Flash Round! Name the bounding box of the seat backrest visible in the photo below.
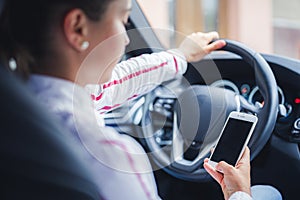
[0,0,101,198]
[0,67,101,199]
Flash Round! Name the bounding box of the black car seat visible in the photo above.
[0,1,101,199]
[0,67,102,200]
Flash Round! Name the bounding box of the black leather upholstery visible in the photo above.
[0,0,101,198]
[0,64,101,199]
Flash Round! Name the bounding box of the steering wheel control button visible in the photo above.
[291,129,300,138]
[294,118,300,130]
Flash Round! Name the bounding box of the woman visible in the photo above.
[0,0,281,199]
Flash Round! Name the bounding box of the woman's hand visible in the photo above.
[203,147,251,200]
[177,31,226,62]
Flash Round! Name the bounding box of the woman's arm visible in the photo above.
[91,51,186,114]
[89,32,225,114]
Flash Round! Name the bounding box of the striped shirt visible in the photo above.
[27,51,252,200]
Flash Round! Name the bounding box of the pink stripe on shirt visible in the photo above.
[97,94,139,113]
[102,61,168,90]
[91,93,103,101]
[99,140,153,200]
[92,61,169,101]
[173,56,179,74]
[99,104,121,111]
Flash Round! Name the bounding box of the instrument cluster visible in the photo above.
[210,79,292,118]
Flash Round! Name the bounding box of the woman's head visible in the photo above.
[0,0,131,84]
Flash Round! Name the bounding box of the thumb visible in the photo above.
[239,147,250,164]
[216,161,235,174]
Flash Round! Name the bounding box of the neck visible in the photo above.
[33,48,84,84]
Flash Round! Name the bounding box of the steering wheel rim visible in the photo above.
[139,39,279,182]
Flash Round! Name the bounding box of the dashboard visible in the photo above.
[106,52,300,145]
[182,53,300,144]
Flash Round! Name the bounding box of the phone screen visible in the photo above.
[210,118,254,166]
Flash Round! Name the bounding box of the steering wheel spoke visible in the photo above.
[237,94,262,114]
[171,112,203,172]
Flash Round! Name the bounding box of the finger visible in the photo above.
[189,41,225,62]
[203,162,223,184]
[204,40,226,53]
[216,161,235,175]
[238,146,250,164]
[203,31,220,41]
[204,158,210,164]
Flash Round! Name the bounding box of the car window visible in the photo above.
[137,0,300,59]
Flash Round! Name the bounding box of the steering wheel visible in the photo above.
[139,39,279,182]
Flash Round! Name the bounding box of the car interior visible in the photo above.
[106,0,300,199]
[1,0,299,199]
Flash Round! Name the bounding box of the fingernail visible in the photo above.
[216,168,223,173]
[216,166,223,172]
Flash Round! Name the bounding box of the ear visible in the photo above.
[63,9,89,52]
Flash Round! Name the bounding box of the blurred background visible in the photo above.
[137,0,300,59]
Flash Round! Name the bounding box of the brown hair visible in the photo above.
[0,0,113,79]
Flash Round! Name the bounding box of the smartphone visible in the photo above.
[208,111,258,169]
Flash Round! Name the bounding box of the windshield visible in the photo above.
[137,0,300,59]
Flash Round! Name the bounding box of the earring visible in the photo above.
[9,58,17,71]
[81,41,89,50]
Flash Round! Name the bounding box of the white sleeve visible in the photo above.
[89,51,187,114]
[229,191,253,200]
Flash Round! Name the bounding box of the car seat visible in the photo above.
[0,64,102,200]
[0,65,102,200]
[0,1,101,198]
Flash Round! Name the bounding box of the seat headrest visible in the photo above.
[0,0,4,15]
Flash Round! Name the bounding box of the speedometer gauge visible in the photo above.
[248,86,285,106]
[210,80,240,95]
